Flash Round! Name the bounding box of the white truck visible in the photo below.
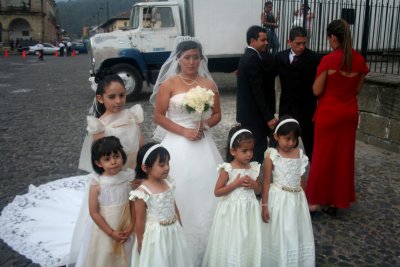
[89,0,262,98]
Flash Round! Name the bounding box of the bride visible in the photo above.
[151,37,223,266]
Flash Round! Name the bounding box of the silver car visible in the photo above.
[28,43,60,55]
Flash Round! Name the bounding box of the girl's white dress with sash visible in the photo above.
[75,169,134,267]
[129,178,193,267]
[261,148,315,267]
[79,105,144,172]
[202,162,262,267]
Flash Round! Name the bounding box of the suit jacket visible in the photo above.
[274,48,321,121]
[236,48,276,129]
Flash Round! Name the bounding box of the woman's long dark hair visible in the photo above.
[327,19,353,72]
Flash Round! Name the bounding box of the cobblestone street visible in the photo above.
[0,54,399,266]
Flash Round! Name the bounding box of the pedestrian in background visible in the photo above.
[37,42,44,60]
[261,1,280,55]
[67,41,72,56]
[59,41,65,56]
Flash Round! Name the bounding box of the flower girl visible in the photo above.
[129,143,193,267]
[79,69,144,172]
[202,125,262,267]
[261,116,315,266]
[75,136,135,267]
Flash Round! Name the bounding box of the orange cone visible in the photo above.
[5,50,9,58]
[22,50,26,58]
[55,51,59,57]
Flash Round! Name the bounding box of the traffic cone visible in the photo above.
[55,51,59,57]
[5,50,9,58]
[22,50,26,58]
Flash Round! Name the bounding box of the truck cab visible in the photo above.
[90,1,182,98]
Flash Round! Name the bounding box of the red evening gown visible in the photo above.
[306,48,368,208]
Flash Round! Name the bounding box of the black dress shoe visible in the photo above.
[321,206,338,217]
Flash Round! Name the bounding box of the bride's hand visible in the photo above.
[182,127,203,141]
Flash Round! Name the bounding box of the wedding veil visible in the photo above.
[149,36,217,105]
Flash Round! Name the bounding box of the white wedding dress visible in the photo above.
[0,175,89,266]
[157,93,223,266]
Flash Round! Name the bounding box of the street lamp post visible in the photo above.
[97,7,103,34]
[106,0,109,21]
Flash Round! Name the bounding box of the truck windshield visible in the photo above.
[130,6,140,29]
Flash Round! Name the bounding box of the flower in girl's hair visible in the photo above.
[182,86,215,117]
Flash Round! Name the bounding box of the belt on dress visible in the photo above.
[159,215,177,226]
[272,183,302,192]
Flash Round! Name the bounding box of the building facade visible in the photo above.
[0,0,57,47]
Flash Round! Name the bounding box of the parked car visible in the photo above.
[72,42,88,54]
[17,40,38,53]
[28,43,59,55]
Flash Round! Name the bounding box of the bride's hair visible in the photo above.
[135,142,170,179]
[176,40,203,59]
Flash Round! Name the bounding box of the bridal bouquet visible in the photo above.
[182,86,215,122]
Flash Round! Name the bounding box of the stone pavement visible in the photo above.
[0,54,399,266]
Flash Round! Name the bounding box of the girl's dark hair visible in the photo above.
[93,68,125,118]
[176,40,203,58]
[274,115,301,148]
[226,124,254,162]
[327,19,353,72]
[91,136,127,174]
[135,142,170,179]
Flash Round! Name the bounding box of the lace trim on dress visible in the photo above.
[129,188,150,202]
[217,162,232,173]
[217,162,260,178]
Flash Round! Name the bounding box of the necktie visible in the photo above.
[292,55,298,64]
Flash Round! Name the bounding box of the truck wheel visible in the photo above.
[111,64,143,100]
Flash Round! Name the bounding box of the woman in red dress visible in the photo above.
[306,19,369,216]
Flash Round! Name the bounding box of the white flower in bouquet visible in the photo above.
[182,86,215,121]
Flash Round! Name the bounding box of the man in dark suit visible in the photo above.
[237,25,277,163]
[274,26,321,162]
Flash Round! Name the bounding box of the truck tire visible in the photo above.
[111,64,142,100]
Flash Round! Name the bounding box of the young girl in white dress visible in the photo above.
[202,125,262,267]
[79,69,144,172]
[75,136,135,267]
[70,70,145,263]
[129,143,193,267]
[0,71,144,266]
[261,116,315,266]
